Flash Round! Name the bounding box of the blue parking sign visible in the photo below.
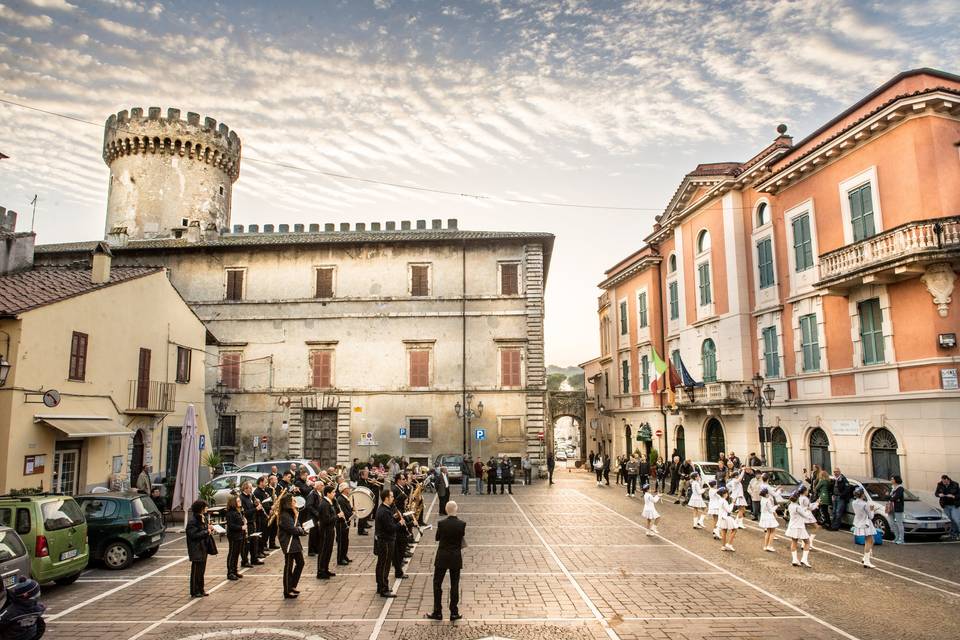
[399,427,408,439]
[198,434,206,450]
[475,428,486,441]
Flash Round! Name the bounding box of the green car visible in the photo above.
[0,494,89,585]
[76,493,165,570]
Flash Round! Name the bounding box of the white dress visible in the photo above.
[759,496,779,529]
[728,470,747,507]
[688,480,707,509]
[641,492,661,520]
[799,496,819,525]
[852,499,877,536]
[717,499,737,530]
[707,488,721,515]
[785,502,810,540]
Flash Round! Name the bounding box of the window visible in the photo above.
[309,350,333,388]
[697,230,711,254]
[409,418,429,439]
[621,359,630,394]
[848,183,876,242]
[858,298,885,365]
[41,499,84,531]
[68,331,88,381]
[604,371,609,398]
[701,339,717,383]
[225,268,244,300]
[697,263,712,305]
[762,326,779,378]
[756,202,769,227]
[499,262,520,295]
[218,415,237,448]
[799,314,820,372]
[792,214,814,272]
[668,281,679,320]
[637,292,648,328]
[671,349,681,372]
[499,417,523,439]
[500,348,522,387]
[176,346,191,383]
[641,355,650,391]
[619,301,628,335]
[408,349,430,387]
[315,267,335,298]
[757,238,774,289]
[409,264,431,296]
[668,253,677,273]
[220,352,241,389]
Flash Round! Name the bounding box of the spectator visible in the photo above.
[830,468,852,531]
[473,458,484,494]
[625,455,639,497]
[668,455,681,495]
[593,454,604,486]
[890,475,905,544]
[638,455,651,490]
[747,473,762,520]
[588,451,595,469]
[675,459,693,504]
[522,455,532,486]
[813,470,832,526]
[935,475,960,541]
[546,452,555,485]
[459,457,471,495]
[728,451,741,469]
[655,457,667,493]
[748,452,763,467]
[602,454,611,486]
[136,465,152,494]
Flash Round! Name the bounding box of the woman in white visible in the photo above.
[785,486,812,567]
[716,486,738,551]
[706,480,721,539]
[851,486,878,568]
[687,472,707,529]
[726,467,748,529]
[758,487,779,552]
[798,487,821,550]
[641,484,661,535]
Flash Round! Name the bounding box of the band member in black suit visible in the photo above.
[185,500,213,598]
[316,485,338,579]
[392,475,410,578]
[239,482,265,567]
[225,495,246,580]
[336,483,354,566]
[277,492,305,599]
[253,476,271,557]
[374,489,402,597]
[436,467,450,517]
[278,471,293,491]
[304,480,322,555]
[259,476,280,549]
[499,459,513,494]
[294,468,311,496]
[425,501,465,621]
[357,467,377,536]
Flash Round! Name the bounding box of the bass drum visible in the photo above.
[351,486,376,519]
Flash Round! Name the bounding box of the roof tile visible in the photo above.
[0,266,161,316]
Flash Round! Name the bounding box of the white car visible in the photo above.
[555,451,568,461]
[237,460,320,482]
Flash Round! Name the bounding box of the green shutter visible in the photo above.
[698,263,712,305]
[638,292,647,328]
[641,355,650,390]
[622,360,630,393]
[669,282,679,319]
[702,339,716,382]
[620,301,628,334]
[849,184,876,242]
[763,326,779,377]
[858,298,884,365]
[793,215,813,271]
[800,314,820,371]
[757,238,774,288]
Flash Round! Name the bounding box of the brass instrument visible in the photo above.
[267,487,288,527]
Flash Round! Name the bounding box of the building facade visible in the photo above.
[593,68,960,492]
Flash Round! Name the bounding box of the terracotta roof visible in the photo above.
[688,162,742,177]
[0,266,161,316]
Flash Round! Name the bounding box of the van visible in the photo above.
[0,494,89,585]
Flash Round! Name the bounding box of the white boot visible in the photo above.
[693,517,700,529]
[712,526,721,540]
[698,515,706,528]
[791,550,800,566]
[863,551,875,568]
[737,517,745,529]
[800,549,811,567]
[808,534,816,550]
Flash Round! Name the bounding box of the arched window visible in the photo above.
[756,202,769,227]
[771,427,789,471]
[675,425,686,460]
[705,418,725,462]
[870,428,900,479]
[668,253,677,273]
[624,424,633,457]
[809,428,831,472]
[697,230,711,254]
[701,339,717,382]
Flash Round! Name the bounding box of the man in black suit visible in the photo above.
[335,483,354,566]
[316,485,337,579]
[425,501,465,621]
[436,466,451,517]
[374,489,401,597]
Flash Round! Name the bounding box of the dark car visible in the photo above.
[76,493,165,570]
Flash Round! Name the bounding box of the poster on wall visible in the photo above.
[831,420,860,436]
[941,368,958,390]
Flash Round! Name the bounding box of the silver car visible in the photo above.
[206,473,261,508]
[843,477,951,540]
[0,526,31,592]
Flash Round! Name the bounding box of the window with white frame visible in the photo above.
[756,201,769,227]
[621,358,630,394]
[839,167,883,245]
[641,354,650,391]
[499,261,521,296]
[619,300,629,335]
[668,253,677,273]
[668,280,679,320]
[858,298,885,365]
[757,237,775,289]
[848,184,877,242]
[697,262,712,306]
[696,230,711,254]
[762,326,779,378]
[701,339,717,383]
[792,214,814,272]
[637,291,648,328]
[799,313,820,372]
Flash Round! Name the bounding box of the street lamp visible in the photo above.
[211,380,231,454]
[454,394,483,455]
[742,373,776,464]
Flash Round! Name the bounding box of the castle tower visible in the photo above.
[102,107,241,240]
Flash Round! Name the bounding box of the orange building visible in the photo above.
[592,68,960,492]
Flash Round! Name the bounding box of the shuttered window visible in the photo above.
[668,281,679,319]
[697,263,712,305]
[176,346,191,383]
[799,314,820,372]
[409,350,430,387]
[225,269,244,300]
[409,418,429,439]
[637,292,648,328]
[500,263,519,295]
[621,359,630,394]
[500,348,522,387]
[619,301,628,334]
[220,352,242,389]
[757,238,774,289]
[858,298,885,365]
[762,326,779,378]
[309,350,333,388]
[641,355,650,391]
[315,267,334,298]
[410,264,430,296]
[68,331,88,381]
[701,339,717,383]
[792,215,814,272]
[848,183,876,242]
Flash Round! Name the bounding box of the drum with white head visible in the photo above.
[351,486,376,518]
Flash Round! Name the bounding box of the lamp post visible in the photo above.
[211,381,231,455]
[454,394,483,456]
[742,373,776,465]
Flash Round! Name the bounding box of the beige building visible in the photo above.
[0,226,209,494]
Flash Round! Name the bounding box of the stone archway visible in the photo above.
[547,391,586,460]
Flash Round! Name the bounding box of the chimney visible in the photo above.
[0,206,16,232]
[185,220,202,243]
[106,226,129,247]
[91,242,112,284]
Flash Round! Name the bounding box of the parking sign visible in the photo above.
[399,427,408,439]
[475,428,486,441]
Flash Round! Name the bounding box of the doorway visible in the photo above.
[303,409,338,468]
[771,427,789,471]
[624,424,632,457]
[870,428,900,479]
[809,428,831,472]
[675,425,686,461]
[131,429,145,480]
[705,418,725,462]
[52,444,81,495]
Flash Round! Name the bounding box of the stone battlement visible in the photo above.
[226,219,460,234]
[102,107,242,181]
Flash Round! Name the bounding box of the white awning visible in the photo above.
[36,416,134,438]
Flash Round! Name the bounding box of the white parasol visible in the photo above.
[171,404,200,529]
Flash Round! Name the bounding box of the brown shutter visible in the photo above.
[501,263,519,295]
[501,349,521,387]
[226,270,244,300]
[410,265,429,296]
[316,268,334,298]
[310,350,332,388]
[409,350,429,387]
[69,332,88,381]
[176,346,191,383]
[221,353,241,389]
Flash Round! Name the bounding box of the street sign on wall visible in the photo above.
[475,428,486,441]
[198,435,206,450]
[399,427,408,439]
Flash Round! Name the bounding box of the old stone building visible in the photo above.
[35,107,553,470]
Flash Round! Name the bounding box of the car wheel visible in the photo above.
[873,515,893,541]
[54,573,81,586]
[103,541,134,570]
[137,546,159,559]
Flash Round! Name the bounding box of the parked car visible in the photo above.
[556,451,568,461]
[433,454,463,479]
[0,494,88,585]
[692,461,721,484]
[843,477,951,540]
[204,473,261,508]
[237,460,319,481]
[76,493,165,570]
[0,526,32,591]
[215,462,239,475]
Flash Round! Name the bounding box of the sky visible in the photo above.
[1,0,957,366]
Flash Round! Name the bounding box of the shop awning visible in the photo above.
[35,416,134,438]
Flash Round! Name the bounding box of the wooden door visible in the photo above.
[136,348,151,409]
[303,410,338,468]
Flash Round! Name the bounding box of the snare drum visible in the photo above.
[351,486,376,519]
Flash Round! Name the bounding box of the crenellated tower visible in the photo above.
[102,107,242,241]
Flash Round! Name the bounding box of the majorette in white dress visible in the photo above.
[728,470,748,507]
[798,495,819,525]
[688,479,707,509]
[641,492,661,520]
[785,502,810,540]
[707,487,721,516]
[759,495,779,529]
[851,498,877,537]
[717,499,738,530]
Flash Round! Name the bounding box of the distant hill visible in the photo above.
[546,365,583,377]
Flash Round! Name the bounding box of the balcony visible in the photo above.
[817,217,960,291]
[598,291,610,310]
[675,381,746,414]
[126,380,176,414]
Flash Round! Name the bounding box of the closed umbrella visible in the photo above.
[172,404,200,529]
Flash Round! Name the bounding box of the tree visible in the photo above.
[547,373,567,391]
[566,373,585,390]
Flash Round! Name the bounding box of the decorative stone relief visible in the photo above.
[921,263,956,317]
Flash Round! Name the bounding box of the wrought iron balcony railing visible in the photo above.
[127,380,176,414]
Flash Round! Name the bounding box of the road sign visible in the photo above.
[537,430,544,441]
[198,434,206,450]
[253,435,261,448]
[399,427,408,439]
[475,428,486,441]
[655,429,663,437]
[260,436,269,452]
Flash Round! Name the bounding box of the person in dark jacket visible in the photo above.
[0,577,46,640]
[499,459,513,495]
[239,482,264,566]
[375,489,402,597]
[830,468,852,531]
[316,485,338,579]
[935,475,960,540]
[547,452,555,485]
[436,467,451,515]
[890,475,906,544]
[304,481,322,555]
[460,457,471,494]
[225,495,246,580]
[253,476,274,552]
[185,499,213,598]
[668,455,681,495]
[336,483,354,565]
[602,455,611,485]
[425,500,466,621]
[278,492,306,598]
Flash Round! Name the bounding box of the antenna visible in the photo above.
[30,194,38,232]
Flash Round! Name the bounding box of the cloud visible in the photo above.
[0,4,54,28]
[23,0,76,10]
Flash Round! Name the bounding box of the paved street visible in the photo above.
[41,470,960,640]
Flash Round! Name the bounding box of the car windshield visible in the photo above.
[698,464,720,474]
[441,456,462,465]
[765,470,800,485]
[132,497,159,517]
[862,482,919,501]
[0,530,27,562]
[78,498,119,520]
[41,499,85,531]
